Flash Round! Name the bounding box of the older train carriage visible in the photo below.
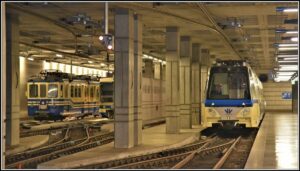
[26,70,100,121]
[202,60,266,129]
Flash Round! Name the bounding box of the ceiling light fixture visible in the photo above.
[276,7,298,13]
[276,55,298,58]
[276,43,298,47]
[291,37,298,42]
[28,57,34,61]
[88,61,93,64]
[56,54,63,58]
[278,47,298,51]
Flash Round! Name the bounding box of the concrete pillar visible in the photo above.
[114,8,135,148]
[165,27,180,133]
[2,3,6,167]
[179,36,192,129]
[143,59,153,78]
[133,14,142,146]
[154,62,161,79]
[191,43,201,125]
[200,49,210,125]
[161,64,166,81]
[5,7,20,147]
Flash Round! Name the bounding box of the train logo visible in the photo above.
[224,108,233,114]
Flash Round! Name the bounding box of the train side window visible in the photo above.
[86,86,88,98]
[96,87,100,99]
[40,84,46,98]
[78,86,81,98]
[64,85,68,98]
[71,85,74,97]
[60,85,63,98]
[90,86,94,98]
[29,84,39,98]
[75,86,78,98]
[81,85,84,98]
[48,84,58,98]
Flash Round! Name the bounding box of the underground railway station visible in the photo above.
[1,1,299,170]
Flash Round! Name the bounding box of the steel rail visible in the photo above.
[213,136,242,169]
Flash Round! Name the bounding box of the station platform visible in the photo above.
[245,112,299,169]
[5,135,49,156]
[38,124,204,169]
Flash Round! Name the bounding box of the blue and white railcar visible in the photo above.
[27,70,100,121]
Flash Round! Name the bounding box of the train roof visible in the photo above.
[28,70,100,83]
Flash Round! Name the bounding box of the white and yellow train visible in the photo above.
[202,60,266,128]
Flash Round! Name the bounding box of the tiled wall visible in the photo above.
[263,82,292,111]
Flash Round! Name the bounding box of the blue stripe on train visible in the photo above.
[204,99,254,107]
[28,105,99,117]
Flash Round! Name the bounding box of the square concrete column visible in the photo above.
[143,59,153,78]
[133,14,143,146]
[5,8,20,147]
[200,49,210,125]
[191,43,201,125]
[154,62,161,80]
[165,27,180,134]
[114,8,135,148]
[179,36,192,129]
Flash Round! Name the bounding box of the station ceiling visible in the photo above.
[6,2,298,71]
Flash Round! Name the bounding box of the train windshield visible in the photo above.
[48,84,58,98]
[207,66,250,100]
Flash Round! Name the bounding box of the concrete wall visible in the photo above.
[141,77,165,122]
[263,82,292,111]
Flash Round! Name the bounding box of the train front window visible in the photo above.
[29,84,38,98]
[48,84,58,98]
[40,84,46,98]
[207,67,250,100]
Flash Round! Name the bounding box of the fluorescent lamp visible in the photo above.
[286,31,298,34]
[56,54,63,58]
[143,54,149,59]
[28,57,34,61]
[162,61,166,65]
[100,63,106,67]
[277,72,296,75]
[278,60,298,63]
[276,55,298,58]
[159,59,162,63]
[148,56,153,60]
[277,44,298,47]
[277,58,298,61]
[283,8,298,12]
[88,61,93,64]
[291,37,298,42]
[278,47,298,50]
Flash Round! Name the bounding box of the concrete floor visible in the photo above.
[6,135,49,155]
[245,112,299,169]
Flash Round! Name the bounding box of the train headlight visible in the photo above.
[208,108,216,116]
[242,108,250,116]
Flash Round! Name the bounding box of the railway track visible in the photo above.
[108,137,235,169]
[181,129,257,169]
[78,129,257,169]
[76,135,216,169]
[6,129,114,169]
